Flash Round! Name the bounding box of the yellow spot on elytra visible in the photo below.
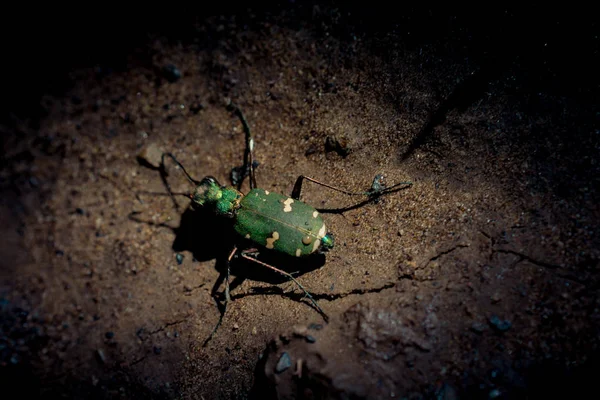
[265,231,280,249]
[295,248,302,257]
[265,190,270,195]
[245,233,251,239]
[283,198,294,212]
[318,223,327,239]
[312,210,319,218]
[302,236,312,245]
[312,239,321,253]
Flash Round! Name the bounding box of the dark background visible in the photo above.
[1,3,598,399]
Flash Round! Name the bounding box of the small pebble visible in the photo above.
[162,64,181,82]
[189,102,203,114]
[137,143,163,168]
[470,322,486,334]
[96,349,106,364]
[293,325,308,335]
[324,135,351,157]
[489,315,512,332]
[304,144,319,156]
[275,352,292,373]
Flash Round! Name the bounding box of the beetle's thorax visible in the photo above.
[191,176,242,217]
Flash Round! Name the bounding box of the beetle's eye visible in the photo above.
[192,176,224,207]
[195,177,215,192]
[200,175,221,187]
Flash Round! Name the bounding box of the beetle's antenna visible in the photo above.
[159,152,200,211]
[161,152,202,187]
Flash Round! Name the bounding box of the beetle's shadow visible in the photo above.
[170,206,232,262]
[131,203,326,303]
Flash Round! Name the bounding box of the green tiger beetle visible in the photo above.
[155,102,411,346]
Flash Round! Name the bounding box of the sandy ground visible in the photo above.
[1,5,599,399]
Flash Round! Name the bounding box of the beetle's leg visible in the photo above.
[229,102,258,190]
[161,152,202,186]
[292,175,368,200]
[203,246,238,347]
[291,175,412,200]
[239,251,328,321]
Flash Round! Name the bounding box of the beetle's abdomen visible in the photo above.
[234,189,328,257]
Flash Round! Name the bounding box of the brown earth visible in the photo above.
[1,5,599,399]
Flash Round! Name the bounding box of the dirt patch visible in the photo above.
[1,5,599,399]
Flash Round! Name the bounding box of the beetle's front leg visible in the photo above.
[228,101,258,190]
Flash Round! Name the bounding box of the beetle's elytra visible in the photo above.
[235,188,334,257]
[192,176,334,258]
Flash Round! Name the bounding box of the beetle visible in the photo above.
[156,102,411,345]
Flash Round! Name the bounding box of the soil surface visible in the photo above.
[1,5,599,399]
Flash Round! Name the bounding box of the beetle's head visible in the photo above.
[191,176,221,205]
[191,176,242,217]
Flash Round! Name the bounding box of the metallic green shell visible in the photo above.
[233,188,327,257]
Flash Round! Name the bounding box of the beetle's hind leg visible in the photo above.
[291,175,364,200]
[291,175,412,201]
[203,246,238,347]
[228,102,258,190]
[239,250,328,322]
